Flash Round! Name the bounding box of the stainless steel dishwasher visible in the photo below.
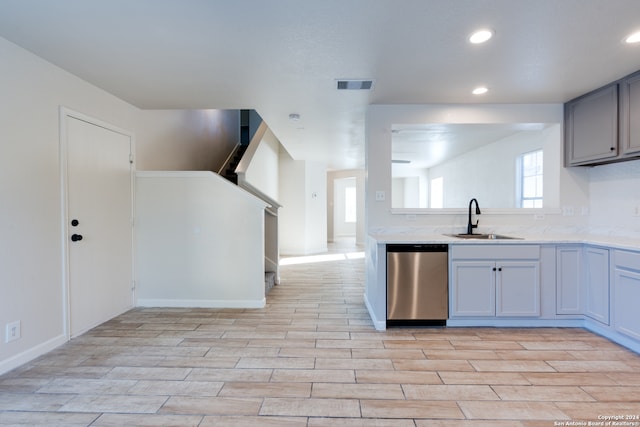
[386,244,448,326]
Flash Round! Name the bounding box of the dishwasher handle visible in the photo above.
[386,244,448,253]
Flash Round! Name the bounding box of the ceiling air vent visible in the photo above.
[336,79,373,90]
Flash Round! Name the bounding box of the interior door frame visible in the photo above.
[59,107,136,339]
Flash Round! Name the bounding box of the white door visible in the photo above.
[65,113,133,337]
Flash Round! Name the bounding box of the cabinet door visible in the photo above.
[451,261,495,317]
[556,246,582,315]
[584,247,610,325]
[565,84,618,165]
[620,72,640,155]
[496,261,540,317]
[613,268,640,340]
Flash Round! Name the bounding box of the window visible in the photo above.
[518,150,543,208]
[430,176,443,208]
[345,186,356,222]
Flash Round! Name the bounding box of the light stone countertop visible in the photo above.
[369,231,640,252]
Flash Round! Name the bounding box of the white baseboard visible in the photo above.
[0,334,68,376]
[136,298,266,309]
[363,294,386,330]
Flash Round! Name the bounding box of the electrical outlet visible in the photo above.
[534,214,545,220]
[375,190,386,201]
[6,321,21,343]
[562,206,574,216]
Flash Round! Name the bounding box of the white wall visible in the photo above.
[244,127,280,201]
[588,158,640,236]
[0,36,140,374]
[279,154,328,255]
[136,109,239,171]
[0,36,245,375]
[279,154,307,254]
[135,172,267,307]
[306,161,328,252]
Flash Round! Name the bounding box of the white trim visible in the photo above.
[59,108,70,340]
[60,107,134,137]
[136,299,266,309]
[59,106,136,340]
[0,334,67,376]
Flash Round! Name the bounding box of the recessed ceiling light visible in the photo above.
[624,31,640,44]
[469,29,493,44]
[289,113,300,121]
[472,86,489,95]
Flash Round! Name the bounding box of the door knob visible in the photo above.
[71,219,79,227]
[71,234,83,242]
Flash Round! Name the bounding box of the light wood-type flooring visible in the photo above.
[2,240,640,426]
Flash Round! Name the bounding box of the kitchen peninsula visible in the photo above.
[365,230,640,355]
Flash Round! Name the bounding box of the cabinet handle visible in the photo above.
[610,147,615,151]
[493,267,497,271]
[498,267,502,271]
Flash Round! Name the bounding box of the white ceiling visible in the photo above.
[1,0,640,170]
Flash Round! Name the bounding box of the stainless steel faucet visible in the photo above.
[467,198,481,235]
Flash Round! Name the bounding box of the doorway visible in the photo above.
[327,171,364,246]
[333,177,357,240]
[61,109,134,337]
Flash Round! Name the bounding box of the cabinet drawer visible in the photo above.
[615,250,640,271]
[451,245,540,260]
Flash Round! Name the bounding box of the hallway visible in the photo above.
[1,243,640,426]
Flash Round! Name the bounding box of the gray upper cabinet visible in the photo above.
[565,68,640,166]
[565,83,618,166]
[620,71,640,156]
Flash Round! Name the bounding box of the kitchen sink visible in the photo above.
[445,233,522,240]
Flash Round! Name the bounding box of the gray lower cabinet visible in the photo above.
[556,245,610,324]
[450,245,540,318]
[556,245,582,315]
[451,261,495,316]
[620,71,640,156]
[565,83,618,166]
[496,261,540,317]
[584,246,610,325]
[448,243,640,353]
[613,250,640,341]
